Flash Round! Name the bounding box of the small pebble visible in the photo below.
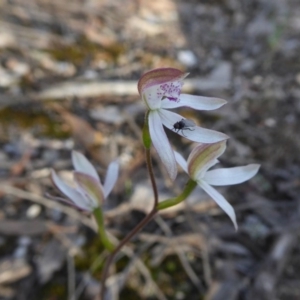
[26,204,42,219]
[264,118,276,128]
[295,73,300,85]
[177,50,198,68]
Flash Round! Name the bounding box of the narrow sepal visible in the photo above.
[198,180,238,230]
[50,169,88,210]
[103,160,119,198]
[161,94,227,110]
[204,164,260,186]
[159,109,229,143]
[148,111,177,180]
[174,151,188,173]
[72,151,100,182]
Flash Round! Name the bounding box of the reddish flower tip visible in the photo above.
[137,68,186,95]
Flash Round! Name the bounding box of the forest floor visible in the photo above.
[0,0,300,299]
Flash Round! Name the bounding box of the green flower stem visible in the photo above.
[93,207,115,252]
[156,179,197,210]
[145,148,159,207]
[142,110,151,149]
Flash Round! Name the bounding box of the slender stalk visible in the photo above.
[145,148,159,207]
[157,179,197,210]
[93,207,115,252]
[100,208,157,299]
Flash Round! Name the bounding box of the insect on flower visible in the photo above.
[138,67,228,180]
[172,118,195,137]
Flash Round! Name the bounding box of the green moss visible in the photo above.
[124,179,133,197]
[46,36,125,66]
[120,287,140,299]
[74,236,106,279]
[0,106,71,139]
[75,240,204,299]
[150,255,204,299]
[37,279,67,299]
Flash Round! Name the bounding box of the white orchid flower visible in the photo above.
[51,151,119,212]
[138,67,229,180]
[174,141,260,229]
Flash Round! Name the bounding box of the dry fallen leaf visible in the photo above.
[49,103,112,166]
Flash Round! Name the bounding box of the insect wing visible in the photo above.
[182,119,195,128]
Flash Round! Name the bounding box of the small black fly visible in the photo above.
[172,118,195,137]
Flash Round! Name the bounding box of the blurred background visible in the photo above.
[0,0,300,299]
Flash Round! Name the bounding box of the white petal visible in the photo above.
[72,151,100,182]
[103,160,119,198]
[74,172,105,208]
[148,111,177,180]
[174,151,188,173]
[161,94,227,110]
[142,84,163,110]
[50,169,89,210]
[198,180,237,230]
[203,164,260,186]
[159,109,229,143]
[184,126,229,143]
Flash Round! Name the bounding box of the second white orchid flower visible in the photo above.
[138,67,228,180]
[51,151,119,212]
[175,141,260,229]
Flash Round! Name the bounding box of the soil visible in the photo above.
[0,0,300,299]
